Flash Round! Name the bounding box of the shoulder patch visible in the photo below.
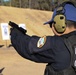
[37,35,46,48]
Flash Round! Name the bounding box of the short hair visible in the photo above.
[66,20,76,28]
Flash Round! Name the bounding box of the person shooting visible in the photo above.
[9,1,76,75]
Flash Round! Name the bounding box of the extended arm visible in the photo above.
[10,24,54,63]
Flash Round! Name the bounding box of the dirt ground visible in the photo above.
[0,6,53,75]
[0,47,46,75]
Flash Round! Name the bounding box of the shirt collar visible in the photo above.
[61,31,76,38]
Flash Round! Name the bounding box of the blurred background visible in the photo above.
[0,0,76,11]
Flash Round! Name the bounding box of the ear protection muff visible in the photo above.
[54,14,66,33]
[53,1,76,34]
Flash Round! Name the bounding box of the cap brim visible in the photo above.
[43,7,56,26]
[43,20,53,27]
[44,20,53,25]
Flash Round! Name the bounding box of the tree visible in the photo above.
[1,0,76,11]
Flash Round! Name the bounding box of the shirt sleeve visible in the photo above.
[10,28,54,63]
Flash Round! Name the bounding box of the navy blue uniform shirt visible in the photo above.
[10,28,76,71]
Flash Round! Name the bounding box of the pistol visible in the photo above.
[9,21,27,34]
